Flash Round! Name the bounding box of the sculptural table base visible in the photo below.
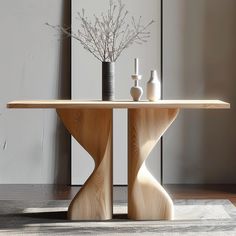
[57,109,113,220]
[128,108,179,220]
[58,107,179,221]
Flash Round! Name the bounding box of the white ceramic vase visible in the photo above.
[130,80,143,101]
[146,70,161,101]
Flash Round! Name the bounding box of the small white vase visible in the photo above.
[130,80,143,101]
[146,70,161,101]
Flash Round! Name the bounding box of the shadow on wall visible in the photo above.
[201,0,236,183]
[181,0,236,183]
[54,0,71,184]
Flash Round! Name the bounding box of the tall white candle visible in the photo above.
[135,58,139,75]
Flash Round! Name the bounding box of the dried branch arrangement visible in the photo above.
[47,0,154,62]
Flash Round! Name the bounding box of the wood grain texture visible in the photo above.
[128,108,179,220]
[57,109,113,220]
[7,99,230,109]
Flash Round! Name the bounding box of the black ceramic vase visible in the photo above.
[102,61,115,101]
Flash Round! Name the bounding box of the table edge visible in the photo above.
[7,100,230,109]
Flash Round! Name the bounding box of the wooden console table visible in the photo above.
[7,100,230,221]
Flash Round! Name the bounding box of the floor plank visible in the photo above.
[165,184,236,206]
[0,184,235,206]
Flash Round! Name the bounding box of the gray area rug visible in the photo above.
[0,199,236,235]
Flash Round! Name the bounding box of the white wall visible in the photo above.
[0,0,71,184]
[72,0,161,185]
[164,0,236,183]
[0,0,235,185]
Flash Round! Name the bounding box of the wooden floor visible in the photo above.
[166,184,236,207]
[0,184,236,206]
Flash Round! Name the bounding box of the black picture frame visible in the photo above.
[160,0,164,185]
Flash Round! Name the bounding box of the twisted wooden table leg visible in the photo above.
[57,109,113,220]
[128,108,179,220]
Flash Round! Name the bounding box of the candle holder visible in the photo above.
[130,58,143,101]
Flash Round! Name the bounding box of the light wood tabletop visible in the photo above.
[7,99,230,109]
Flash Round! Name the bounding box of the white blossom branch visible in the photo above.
[47,0,154,62]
